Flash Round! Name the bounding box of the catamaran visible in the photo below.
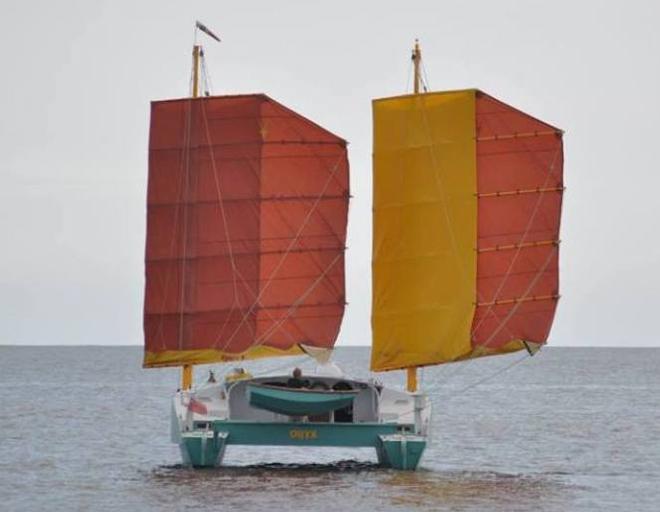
[143,27,564,470]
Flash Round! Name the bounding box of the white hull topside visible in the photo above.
[171,363,432,443]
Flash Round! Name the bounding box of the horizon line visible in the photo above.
[1,344,658,349]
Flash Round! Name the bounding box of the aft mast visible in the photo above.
[407,40,422,393]
[371,44,564,376]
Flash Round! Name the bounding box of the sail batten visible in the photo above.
[144,94,349,368]
[371,89,563,372]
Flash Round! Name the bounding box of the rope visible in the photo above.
[200,50,214,96]
[223,108,349,354]
[405,58,413,93]
[221,156,344,349]
[415,95,519,343]
[176,71,197,350]
[253,253,342,346]
[420,61,431,92]
[392,93,559,385]
[395,351,531,418]
[250,355,310,377]
[199,97,242,340]
[197,102,302,351]
[447,351,529,397]
[153,96,192,350]
[471,142,562,335]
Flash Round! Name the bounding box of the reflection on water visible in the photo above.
[145,462,572,511]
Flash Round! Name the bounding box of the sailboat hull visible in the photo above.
[180,421,425,470]
[173,373,430,470]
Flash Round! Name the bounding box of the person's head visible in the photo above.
[292,367,302,378]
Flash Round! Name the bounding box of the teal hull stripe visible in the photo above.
[211,420,413,447]
[181,422,426,470]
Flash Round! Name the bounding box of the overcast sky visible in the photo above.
[1,0,658,347]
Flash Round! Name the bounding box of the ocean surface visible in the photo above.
[1,346,658,511]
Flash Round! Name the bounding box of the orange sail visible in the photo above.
[472,92,563,354]
[371,89,563,371]
[144,94,349,368]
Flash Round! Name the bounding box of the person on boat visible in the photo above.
[287,367,309,389]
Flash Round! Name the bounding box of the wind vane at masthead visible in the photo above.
[195,21,221,43]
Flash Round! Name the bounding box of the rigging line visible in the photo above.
[153,59,197,350]
[176,70,199,351]
[152,108,191,349]
[250,355,311,376]
[421,61,431,92]
[380,88,518,371]
[414,101,519,350]
[200,50,215,95]
[214,140,346,350]
[234,141,345,300]
[239,257,343,358]
[262,186,345,298]
[469,109,562,336]
[417,95,471,284]
[481,246,557,347]
[197,98,245,343]
[470,141,562,334]
[272,108,349,255]
[213,102,348,357]
[398,352,530,418]
[209,220,301,350]
[276,102,348,195]
[220,157,344,349]
[209,147,341,353]
[429,352,530,404]
[437,246,557,386]
[200,97,240,305]
[450,352,529,396]
[252,253,342,346]
[195,115,311,351]
[232,240,343,355]
[416,94,498,321]
[405,57,413,93]
[204,148,278,350]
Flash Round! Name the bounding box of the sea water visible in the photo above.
[1,346,658,511]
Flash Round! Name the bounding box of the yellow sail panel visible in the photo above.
[371,90,477,371]
[144,344,305,369]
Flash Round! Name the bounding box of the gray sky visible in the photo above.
[1,0,658,347]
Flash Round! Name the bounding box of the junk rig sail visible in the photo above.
[371,42,564,380]
[144,75,349,373]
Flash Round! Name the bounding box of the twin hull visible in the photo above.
[171,373,431,470]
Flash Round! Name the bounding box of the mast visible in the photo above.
[192,44,201,98]
[144,24,349,373]
[181,44,201,391]
[413,39,422,95]
[406,39,422,393]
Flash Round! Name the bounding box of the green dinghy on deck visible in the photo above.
[248,383,359,416]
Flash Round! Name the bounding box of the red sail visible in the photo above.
[144,94,349,368]
[472,92,564,351]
